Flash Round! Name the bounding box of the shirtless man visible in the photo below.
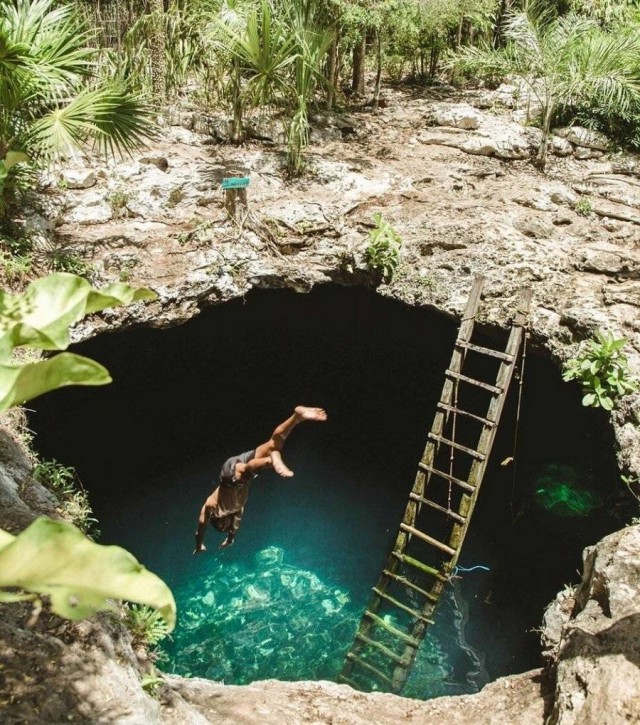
[194,406,327,553]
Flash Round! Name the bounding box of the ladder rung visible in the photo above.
[437,402,496,428]
[418,463,475,492]
[456,339,515,362]
[355,632,405,665]
[392,552,448,581]
[400,524,457,556]
[363,610,420,646]
[409,493,466,524]
[337,674,363,690]
[346,653,394,685]
[427,433,486,461]
[382,569,439,602]
[373,587,435,624]
[445,369,503,394]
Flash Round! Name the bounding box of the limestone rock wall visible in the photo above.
[542,525,640,725]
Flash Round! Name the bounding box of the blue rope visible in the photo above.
[453,564,490,575]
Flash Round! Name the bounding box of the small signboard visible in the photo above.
[221,176,250,190]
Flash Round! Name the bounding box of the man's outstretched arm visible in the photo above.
[194,502,212,554]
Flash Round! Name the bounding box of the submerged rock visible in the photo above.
[255,546,284,567]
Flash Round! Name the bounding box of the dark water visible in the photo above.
[28,285,629,699]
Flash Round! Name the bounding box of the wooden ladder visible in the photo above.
[338,276,532,694]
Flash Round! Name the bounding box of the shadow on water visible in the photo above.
[27,284,630,699]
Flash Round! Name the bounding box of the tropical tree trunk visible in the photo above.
[231,63,244,144]
[326,36,338,110]
[535,101,554,170]
[352,30,366,96]
[148,0,166,101]
[372,30,382,108]
[493,0,512,48]
[429,46,439,80]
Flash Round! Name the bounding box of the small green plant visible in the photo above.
[140,671,165,696]
[176,219,214,246]
[621,474,640,504]
[1,231,34,257]
[167,188,185,208]
[364,213,402,282]
[50,252,95,279]
[33,459,76,496]
[563,331,638,410]
[574,196,593,216]
[0,252,33,285]
[32,459,99,537]
[124,603,171,647]
[108,189,130,218]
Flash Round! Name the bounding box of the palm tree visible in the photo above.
[285,0,334,173]
[148,0,167,101]
[0,0,155,211]
[213,0,333,170]
[214,0,299,143]
[452,9,640,168]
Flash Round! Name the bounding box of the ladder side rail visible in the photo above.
[390,275,486,576]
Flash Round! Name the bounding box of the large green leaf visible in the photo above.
[3,151,29,170]
[0,273,156,361]
[0,352,111,412]
[0,518,176,629]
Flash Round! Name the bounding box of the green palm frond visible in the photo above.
[566,31,640,115]
[0,31,34,114]
[2,0,93,87]
[215,0,298,106]
[0,0,156,178]
[451,6,640,168]
[88,86,156,157]
[28,85,155,159]
[446,42,515,77]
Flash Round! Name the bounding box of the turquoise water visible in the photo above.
[28,286,629,699]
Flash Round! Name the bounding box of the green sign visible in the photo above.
[221,176,250,190]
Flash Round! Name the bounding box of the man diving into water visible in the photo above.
[194,406,327,553]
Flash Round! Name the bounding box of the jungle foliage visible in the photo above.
[2,0,639,184]
[0,272,175,630]
[0,0,156,215]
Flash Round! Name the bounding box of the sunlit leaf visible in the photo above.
[0,352,111,412]
[3,151,29,169]
[0,273,156,361]
[0,518,176,629]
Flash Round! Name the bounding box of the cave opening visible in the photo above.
[28,284,628,700]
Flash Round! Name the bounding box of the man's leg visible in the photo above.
[253,406,327,477]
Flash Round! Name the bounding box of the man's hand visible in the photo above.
[193,543,207,555]
[219,536,234,549]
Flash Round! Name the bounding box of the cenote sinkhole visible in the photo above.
[28,285,630,700]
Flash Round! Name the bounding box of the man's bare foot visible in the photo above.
[294,406,328,422]
[271,450,294,477]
